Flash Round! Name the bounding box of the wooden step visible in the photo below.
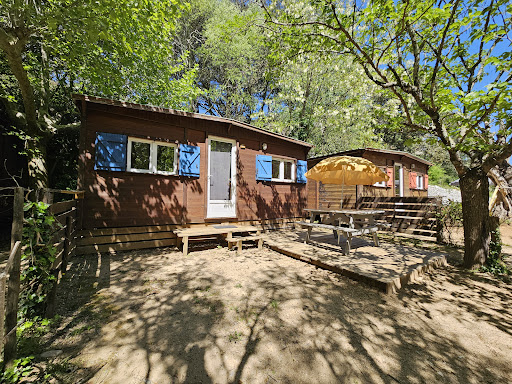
[76,238,176,255]
[77,231,174,246]
[227,235,262,242]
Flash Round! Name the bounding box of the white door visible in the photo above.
[207,136,237,218]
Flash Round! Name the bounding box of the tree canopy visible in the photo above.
[262,0,512,267]
[0,0,200,188]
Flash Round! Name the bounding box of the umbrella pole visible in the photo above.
[340,172,344,209]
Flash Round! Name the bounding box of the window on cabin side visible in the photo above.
[284,161,292,180]
[272,160,280,179]
[130,140,151,172]
[416,174,424,189]
[128,138,177,175]
[271,158,295,182]
[156,144,176,173]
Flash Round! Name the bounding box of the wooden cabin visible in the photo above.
[307,148,431,210]
[74,95,312,238]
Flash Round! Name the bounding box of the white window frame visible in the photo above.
[127,137,178,175]
[271,158,295,182]
[416,174,424,190]
[154,141,178,175]
[395,163,404,197]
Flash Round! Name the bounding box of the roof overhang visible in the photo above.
[73,94,313,148]
[308,147,432,166]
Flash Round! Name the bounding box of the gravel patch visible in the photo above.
[429,184,461,203]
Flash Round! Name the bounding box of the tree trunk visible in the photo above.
[459,167,490,269]
[26,136,49,190]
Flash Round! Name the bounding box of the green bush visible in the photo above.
[438,201,463,227]
[481,227,509,276]
[428,164,453,187]
[0,357,35,383]
[20,202,60,318]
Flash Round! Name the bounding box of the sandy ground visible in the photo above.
[36,236,512,384]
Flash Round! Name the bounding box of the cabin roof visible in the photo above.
[73,94,313,148]
[308,147,432,166]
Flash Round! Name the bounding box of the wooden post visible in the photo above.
[62,215,73,274]
[0,241,21,359]
[44,268,60,318]
[0,273,6,359]
[435,198,443,243]
[77,196,84,231]
[4,187,24,365]
[42,189,53,204]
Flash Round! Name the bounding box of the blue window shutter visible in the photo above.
[94,132,127,171]
[179,144,201,177]
[296,160,307,183]
[256,155,272,181]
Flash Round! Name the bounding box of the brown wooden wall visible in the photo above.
[78,103,309,229]
[306,150,429,210]
[360,151,429,199]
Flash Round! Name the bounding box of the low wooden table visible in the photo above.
[173,225,262,256]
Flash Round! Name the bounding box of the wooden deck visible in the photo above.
[264,229,446,294]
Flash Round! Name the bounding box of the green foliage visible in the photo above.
[265,0,512,164]
[428,165,453,187]
[47,126,79,190]
[481,227,509,276]
[264,0,512,267]
[0,316,64,383]
[1,0,201,188]
[438,201,463,227]
[253,54,394,155]
[0,357,35,384]
[183,0,273,121]
[228,331,243,342]
[20,202,60,318]
[17,317,57,357]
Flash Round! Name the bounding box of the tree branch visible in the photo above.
[0,27,39,135]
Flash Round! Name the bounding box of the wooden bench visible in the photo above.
[296,221,379,255]
[174,225,262,256]
[226,234,263,254]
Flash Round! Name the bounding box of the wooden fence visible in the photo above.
[0,187,80,365]
[356,196,442,242]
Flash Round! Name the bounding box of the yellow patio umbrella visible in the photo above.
[305,155,389,209]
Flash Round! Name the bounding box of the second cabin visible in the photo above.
[307,148,432,210]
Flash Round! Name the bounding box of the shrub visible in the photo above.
[428,164,452,187]
[438,201,463,227]
[20,202,60,318]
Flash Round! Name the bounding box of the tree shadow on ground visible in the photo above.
[48,245,512,383]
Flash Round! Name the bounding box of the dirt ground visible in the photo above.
[32,234,512,384]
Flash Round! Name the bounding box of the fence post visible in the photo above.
[435,198,443,243]
[62,215,73,274]
[4,187,24,365]
[42,188,53,204]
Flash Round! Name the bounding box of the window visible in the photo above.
[127,138,177,175]
[271,158,295,182]
[416,174,424,189]
[129,139,151,172]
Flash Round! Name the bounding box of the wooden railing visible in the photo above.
[357,196,441,242]
[45,197,78,317]
[0,187,80,365]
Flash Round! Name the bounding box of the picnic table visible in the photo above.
[297,208,386,254]
[174,225,262,256]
